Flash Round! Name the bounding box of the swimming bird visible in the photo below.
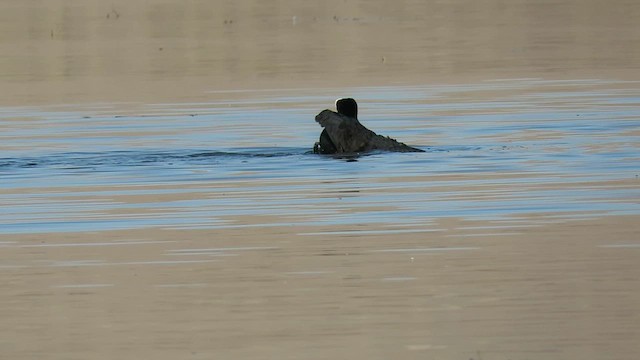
[313,98,423,154]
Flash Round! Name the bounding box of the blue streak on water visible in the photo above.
[1,79,639,234]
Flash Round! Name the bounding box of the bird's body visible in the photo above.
[313,98,423,154]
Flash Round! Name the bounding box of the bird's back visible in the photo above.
[315,109,423,153]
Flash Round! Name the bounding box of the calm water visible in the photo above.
[3,1,640,358]
[1,79,639,234]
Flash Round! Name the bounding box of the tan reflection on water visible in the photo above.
[1,215,640,359]
[1,0,639,105]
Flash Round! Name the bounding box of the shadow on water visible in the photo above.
[0,144,482,172]
[0,148,310,169]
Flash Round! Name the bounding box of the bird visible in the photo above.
[313,98,424,154]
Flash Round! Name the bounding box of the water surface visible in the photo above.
[2,79,638,234]
[3,0,640,358]
[2,80,640,360]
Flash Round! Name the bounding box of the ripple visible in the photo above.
[1,80,639,234]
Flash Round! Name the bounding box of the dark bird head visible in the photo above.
[336,98,358,119]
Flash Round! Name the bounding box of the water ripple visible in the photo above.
[1,80,639,234]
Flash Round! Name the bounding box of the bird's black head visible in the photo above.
[336,98,358,119]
